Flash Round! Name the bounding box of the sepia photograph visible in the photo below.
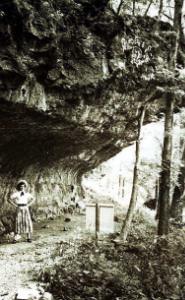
[0,0,185,299]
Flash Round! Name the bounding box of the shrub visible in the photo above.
[39,218,185,300]
[140,229,185,300]
[39,239,145,300]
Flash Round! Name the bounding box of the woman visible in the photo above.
[10,179,35,243]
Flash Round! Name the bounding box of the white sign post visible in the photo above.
[86,203,114,234]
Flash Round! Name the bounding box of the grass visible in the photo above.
[38,211,185,300]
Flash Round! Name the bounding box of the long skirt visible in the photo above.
[15,206,33,234]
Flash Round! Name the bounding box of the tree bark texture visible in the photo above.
[132,0,136,16]
[155,178,160,219]
[168,0,184,221]
[174,0,184,29]
[172,0,184,68]
[170,142,185,222]
[158,94,174,235]
[120,106,146,241]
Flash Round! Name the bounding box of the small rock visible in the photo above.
[40,292,53,300]
[64,217,71,222]
[15,288,40,300]
[37,287,45,295]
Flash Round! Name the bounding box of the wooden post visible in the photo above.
[122,178,125,199]
[95,203,99,244]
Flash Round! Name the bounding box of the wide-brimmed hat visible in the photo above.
[16,179,28,189]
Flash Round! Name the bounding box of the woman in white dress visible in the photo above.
[10,180,35,243]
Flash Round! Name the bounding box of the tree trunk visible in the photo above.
[158,94,174,235]
[132,0,136,16]
[172,0,184,68]
[155,178,160,219]
[174,0,184,29]
[144,0,153,16]
[117,0,124,15]
[157,0,183,233]
[155,178,160,201]
[170,142,185,222]
[158,0,163,20]
[154,0,163,32]
[120,106,146,241]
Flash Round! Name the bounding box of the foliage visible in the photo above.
[117,0,162,16]
[39,213,185,300]
[39,238,145,300]
[141,229,185,299]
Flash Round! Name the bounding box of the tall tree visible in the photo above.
[172,0,184,68]
[157,0,183,235]
[158,94,174,235]
[170,135,185,222]
[174,0,184,30]
[120,106,146,241]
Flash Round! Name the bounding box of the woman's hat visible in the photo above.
[17,179,28,188]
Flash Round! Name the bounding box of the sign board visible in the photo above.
[86,203,114,233]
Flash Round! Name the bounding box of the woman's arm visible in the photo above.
[9,194,17,207]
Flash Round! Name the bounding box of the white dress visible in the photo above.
[10,191,34,234]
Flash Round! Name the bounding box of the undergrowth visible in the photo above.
[39,214,185,300]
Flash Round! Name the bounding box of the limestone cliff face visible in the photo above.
[0,0,184,233]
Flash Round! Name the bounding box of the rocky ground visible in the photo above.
[0,214,87,300]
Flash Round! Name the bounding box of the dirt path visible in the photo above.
[0,215,86,299]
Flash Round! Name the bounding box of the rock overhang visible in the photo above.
[0,0,184,176]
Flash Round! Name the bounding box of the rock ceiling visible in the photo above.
[0,0,184,176]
